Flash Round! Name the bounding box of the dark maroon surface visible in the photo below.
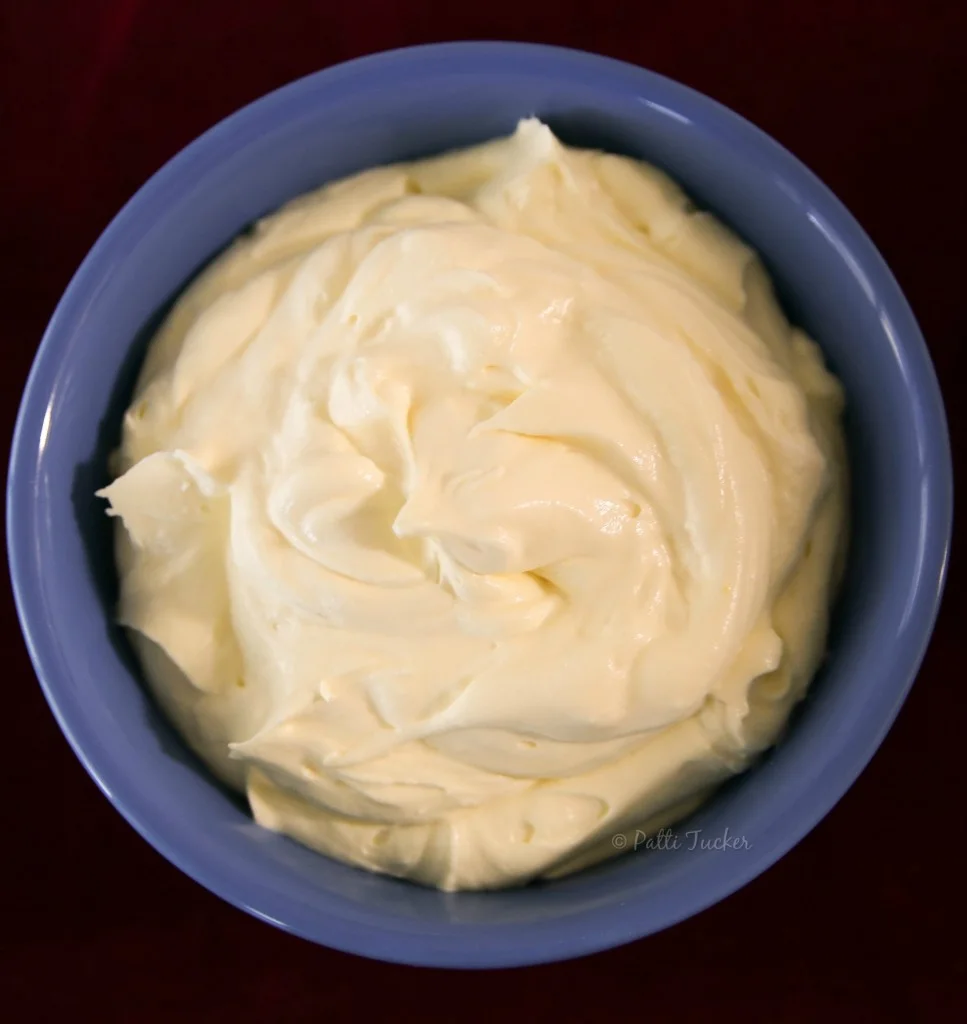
[2,1,964,1019]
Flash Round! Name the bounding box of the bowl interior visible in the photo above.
[9,44,950,967]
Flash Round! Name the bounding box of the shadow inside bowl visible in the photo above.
[68,260,249,807]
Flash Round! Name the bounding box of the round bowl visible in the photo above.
[7,42,952,968]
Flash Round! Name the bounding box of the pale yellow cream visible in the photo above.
[98,119,846,890]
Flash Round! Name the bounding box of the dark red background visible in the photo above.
[2,1,964,1020]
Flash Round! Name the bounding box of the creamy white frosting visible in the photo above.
[98,119,846,890]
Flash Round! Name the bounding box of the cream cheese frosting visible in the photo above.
[98,119,847,890]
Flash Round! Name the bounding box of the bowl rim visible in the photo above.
[7,41,953,968]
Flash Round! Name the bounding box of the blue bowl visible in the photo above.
[7,43,952,968]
